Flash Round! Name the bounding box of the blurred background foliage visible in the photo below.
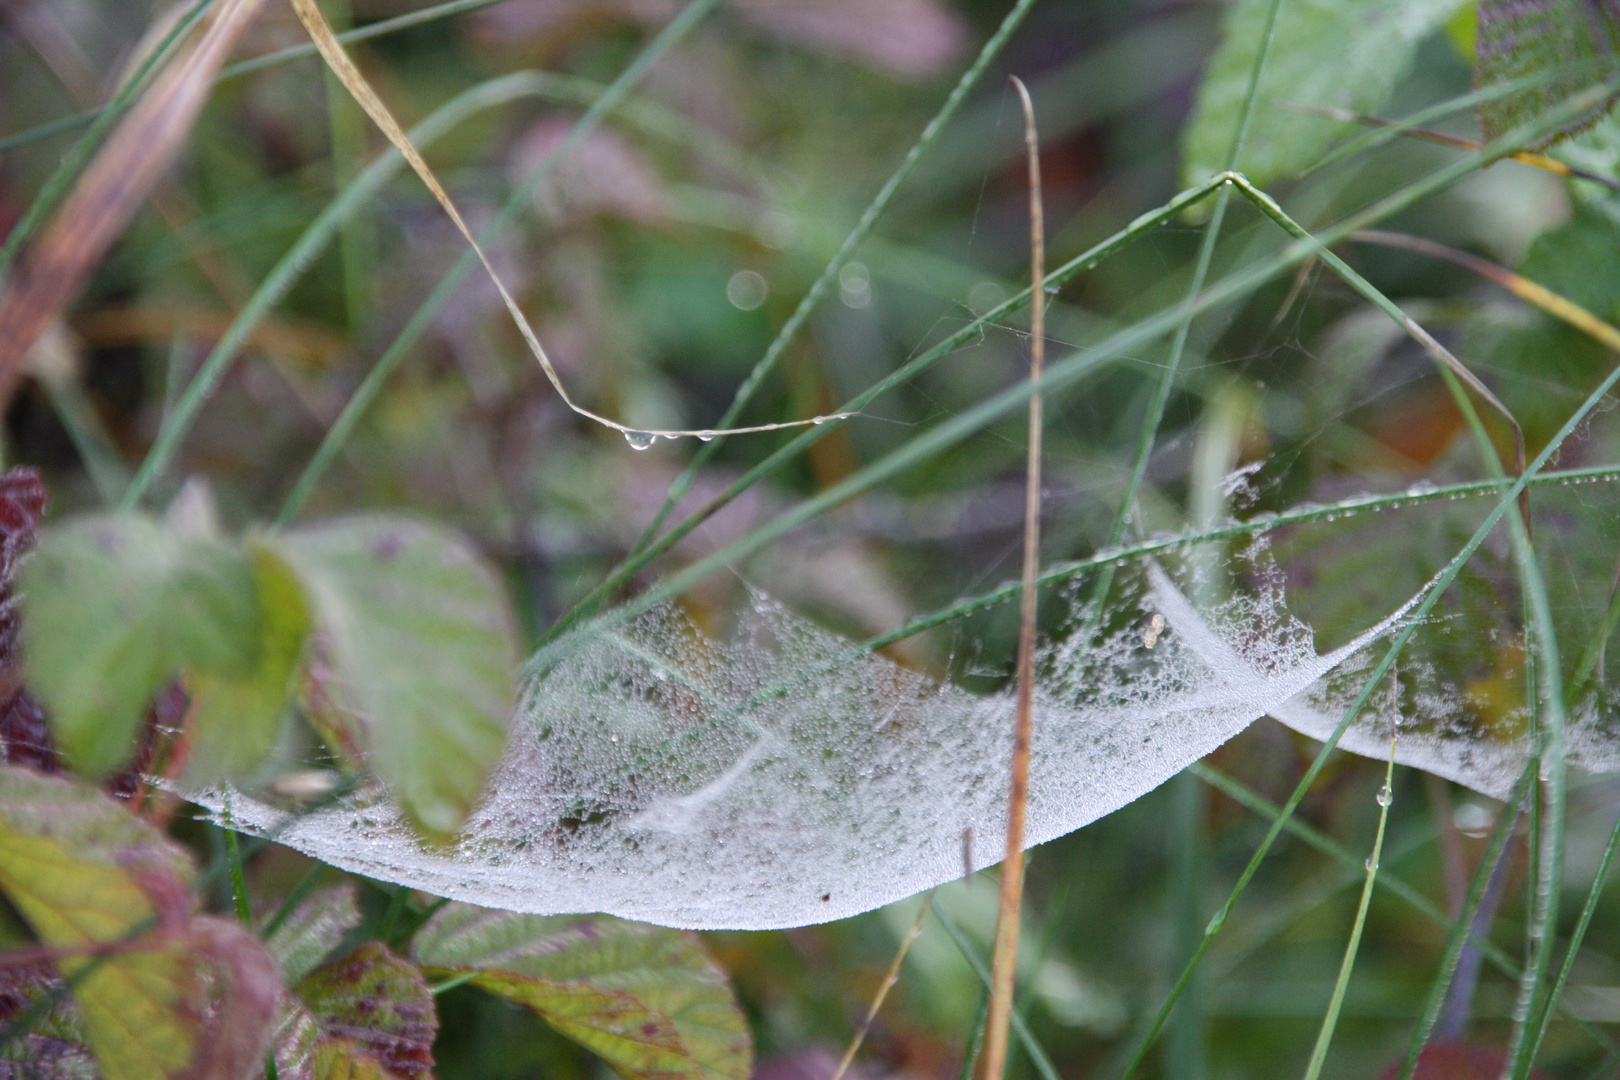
[6,0,1620,1077]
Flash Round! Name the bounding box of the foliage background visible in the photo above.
[4,0,1620,1077]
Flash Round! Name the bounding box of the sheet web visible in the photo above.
[205,554,1423,930]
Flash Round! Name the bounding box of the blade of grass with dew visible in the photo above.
[620,0,1046,568]
[1524,795,1620,1062]
[1112,219,1620,1077]
[275,0,724,522]
[1194,761,1618,1058]
[289,0,831,444]
[1117,166,1570,1076]
[1301,736,1397,1080]
[980,74,1044,1080]
[537,79,1620,655]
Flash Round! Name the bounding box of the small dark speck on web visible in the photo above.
[372,534,405,561]
[821,893,831,902]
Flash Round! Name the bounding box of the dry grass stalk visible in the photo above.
[0,0,266,407]
[289,0,846,444]
[979,74,1044,1080]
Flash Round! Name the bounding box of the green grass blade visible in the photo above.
[1301,743,1396,1080]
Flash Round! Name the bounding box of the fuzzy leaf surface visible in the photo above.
[270,515,517,838]
[412,904,750,1080]
[295,942,436,1080]
[259,883,362,986]
[1182,0,1468,186]
[20,513,259,776]
[1476,0,1620,146]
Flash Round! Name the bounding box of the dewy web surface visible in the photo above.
[205,559,1422,930]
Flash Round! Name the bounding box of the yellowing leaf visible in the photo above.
[412,904,750,1080]
[0,765,281,1080]
[183,540,313,786]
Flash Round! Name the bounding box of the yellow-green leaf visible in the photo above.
[1182,0,1470,187]
[412,904,750,1080]
[183,540,313,786]
[0,765,281,1080]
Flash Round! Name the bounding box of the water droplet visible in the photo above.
[696,430,715,442]
[1045,284,1060,295]
[1365,857,1379,872]
[1376,785,1392,807]
[624,430,656,451]
[811,415,827,425]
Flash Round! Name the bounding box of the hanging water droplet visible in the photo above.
[811,415,827,425]
[1365,857,1378,872]
[1376,785,1392,807]
[696,430,716,442]
[624,430,657,451]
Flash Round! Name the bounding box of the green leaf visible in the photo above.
[1476,0,1620,147]
[270,515,517,838]
[20,513,260,777]
[0,765,281,1080]
[412,904,751,1080]
[183,540,313,786]
[259,883,362,985]
[1181,0,1470,187]
[295,942,437,1080]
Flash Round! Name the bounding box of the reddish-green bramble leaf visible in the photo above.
[294,942,436,1080]
[0,765,281,1080]
[412,904,751,1080]
[258,883,362,986]
[269,515,517,839]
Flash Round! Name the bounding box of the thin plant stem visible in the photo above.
[980,75,1044,1080]
[830,891,935,1080]
[1301,737,1397,1080]
[933,906,1063,1080]
[258,862,329,941]
[1525,802,1620,1062]
[221,790,252,927]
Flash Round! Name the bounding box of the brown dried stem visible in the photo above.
[979,75,1044,1080]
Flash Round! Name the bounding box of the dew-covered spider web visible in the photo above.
[201,555,1434,930]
